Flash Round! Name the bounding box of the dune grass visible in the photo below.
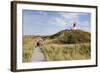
[23,36,91,62]
[42,43,91,61]
[23,37,91,62]
[23,36,36,62]
[23,30,91,62]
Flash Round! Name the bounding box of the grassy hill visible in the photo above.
[43,30,91,44]
[23,30,91,62]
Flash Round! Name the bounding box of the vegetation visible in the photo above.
[23,30,91,62]
[43,30,91,44]
[23,36,37,62]
[42,43,91,61]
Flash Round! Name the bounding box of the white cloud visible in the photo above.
[78,21,91,32]
[57,12,82,26]
[46,12,81,29]
[39,11,47,16]
[47,12,80,28]
[58,12,80,20]
[81,21,90,27]
[78,21,91,28]
[54,17,66,27]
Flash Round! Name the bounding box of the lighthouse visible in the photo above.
[72,22,77,30]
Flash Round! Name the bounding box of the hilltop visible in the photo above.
[23,30,91,44]
[23,30,91,62]
[42,30,91,44]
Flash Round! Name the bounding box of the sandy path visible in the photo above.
[30,47,46,62]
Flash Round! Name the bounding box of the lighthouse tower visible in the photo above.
[72,22,77,30]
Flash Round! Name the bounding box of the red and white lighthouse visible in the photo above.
[72,22,77,30]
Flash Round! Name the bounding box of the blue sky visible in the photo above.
[23,10,91,36]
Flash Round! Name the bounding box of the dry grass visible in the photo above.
[42,43,91,61]
[23,36,91,62]
[23,36,37,62]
